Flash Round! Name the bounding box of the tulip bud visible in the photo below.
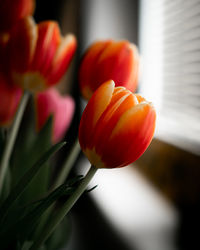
[79,40,139,100]
[6,16,77,92]
[0,74,22,126]
[79,80,156,168]
[0,0,35,33]
[35,88,75,143]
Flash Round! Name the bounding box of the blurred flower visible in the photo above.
[79,80,156,168]
[0,0,35,34]
[5,16,77,92]
[0,74,22,126]
[36,88,75,143]
[0,36,9,75]
[79,40,139,100]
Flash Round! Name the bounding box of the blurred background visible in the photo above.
[34,0,200,249]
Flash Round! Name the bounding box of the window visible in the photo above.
[139,0,200,155]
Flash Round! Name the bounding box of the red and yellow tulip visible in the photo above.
[0,74,22,126]
[35,88,75,143]
[79,40,139,100]
[5,16,77,92]
[79,80,156,168]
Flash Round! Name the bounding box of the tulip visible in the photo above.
[79,80,156,168]
[0,74,22,126]
[0,0,35,33]
[5,16,77,92]
[79,40,139,100]
[35,88,75,143]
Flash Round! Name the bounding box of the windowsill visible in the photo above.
[76,157,178,250]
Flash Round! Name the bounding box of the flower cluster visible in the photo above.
[0,0,156,249]
[0,3,76,138]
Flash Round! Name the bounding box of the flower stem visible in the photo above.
[51,138,80,191]
[0,91,29,194]
[34,139,80,239]
[30,165,97,250]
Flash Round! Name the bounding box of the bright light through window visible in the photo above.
[139,0,200,155]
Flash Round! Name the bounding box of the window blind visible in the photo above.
[139,0,200,155]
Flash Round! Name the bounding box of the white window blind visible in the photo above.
[139,0,200,155]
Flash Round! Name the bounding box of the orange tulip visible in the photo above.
[79,40,139,100]
[79,80,156,168]
[5,16,77,92]
[0,74,22,126]
[35,88,75,143]
[0,0,35,33]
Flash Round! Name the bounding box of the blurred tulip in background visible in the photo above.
[0,0,35,34]
[36,88,75,143]
[4,16,76,92]
[79,40,139,100]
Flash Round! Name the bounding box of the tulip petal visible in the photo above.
[79,40,140,100]
[79,40,112,100]
[100,102,156,168]
[93,89,138,152]
[30,21,60,75]
[79,80,114,150]
[0,0,35,32]
[83,148,106,169]
[8,16,37,73]
[53,94,75,143]
[36,88,75,143]
[95,41,137,90]
[135,93,146,103]
[125,44,139,91]
[46,34,77,86]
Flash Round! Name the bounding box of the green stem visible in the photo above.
[0,91,30,194]
[30,165,97,250]
[51,138,80,191]
[35,137,80,239]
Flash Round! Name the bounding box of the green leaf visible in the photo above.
[10,101,37,187]
[0,167,11,203]
[21,241,46,250]
[20,115,53,204]
[21,241,33,250]
[0,128,6,159]
[46,217,71,250]
[11,106,53,205]
[30,166,97,250]
[21,176,83,241]
[0,128,7,205]
[20,184,73,238]
[33,175,84,241]
[0,141,66,226]
[0,177,80,249]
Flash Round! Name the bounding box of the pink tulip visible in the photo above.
[35,88,75,143]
